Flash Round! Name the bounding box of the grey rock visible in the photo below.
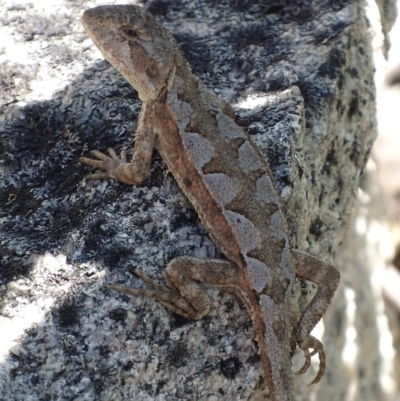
[0,0,397,400]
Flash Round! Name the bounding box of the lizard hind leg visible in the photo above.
[107,256,246,321]
[294,335,325,385]
[291,249,340,385]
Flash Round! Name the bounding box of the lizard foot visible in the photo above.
[107,268,209,320]
[80,148,127,180]
[79,148,148,185]
[107,257,243,321]
[295,335,325,385]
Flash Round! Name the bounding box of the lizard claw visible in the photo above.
[107,268,204,320]
[80,148,147,185]
[294,348,311,376]
[79,148,127,181]
[295,335,326,385]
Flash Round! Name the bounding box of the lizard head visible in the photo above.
[82,5,178,102]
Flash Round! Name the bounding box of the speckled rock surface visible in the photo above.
[0,0,396,400]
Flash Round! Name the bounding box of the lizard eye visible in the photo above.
[123,28,138,38]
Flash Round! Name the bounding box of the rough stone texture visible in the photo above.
[0,0,398,400]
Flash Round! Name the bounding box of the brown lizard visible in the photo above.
[79,5,340,401]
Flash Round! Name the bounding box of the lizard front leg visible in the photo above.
[79,102,156,185]
[107,256,249,320]
[292,250,340,384]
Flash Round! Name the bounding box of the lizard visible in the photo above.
[79,5,340,401]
